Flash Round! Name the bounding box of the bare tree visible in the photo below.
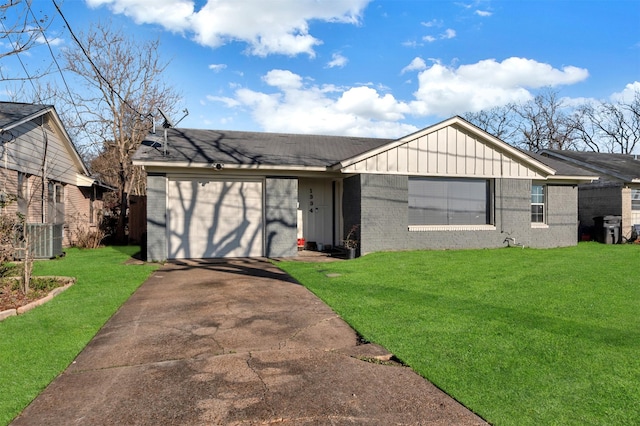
[515,88,580,151]
[0,0,54,84]
[576,91,640,154]
[61,21,180,243]
[463,104,517,141]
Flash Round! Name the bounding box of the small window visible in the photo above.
[47,182,65,224]
[531,184,545,223]
[632,189,640,211]
[17,172,27,214]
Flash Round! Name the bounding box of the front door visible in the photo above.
[298,178,333,249]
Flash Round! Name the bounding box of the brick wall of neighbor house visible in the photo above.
[355,174,579,255]
[64,184,92,246]
[0,168,19,217]
[265,177,298,257]
[577,182,623,230]
[146,174,167,261]
[620,186,633,239]
[0,169,44,223]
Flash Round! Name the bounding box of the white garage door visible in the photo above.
[168,179,263,259]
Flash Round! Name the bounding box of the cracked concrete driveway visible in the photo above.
[11,259,487,425]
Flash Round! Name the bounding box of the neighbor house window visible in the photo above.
[531,184,545,223]
[17,172,27,215]
[632,189,640,211]
[408,177,492,226]
[47,182,65,224]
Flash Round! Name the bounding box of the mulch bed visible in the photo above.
[0,277,73,312]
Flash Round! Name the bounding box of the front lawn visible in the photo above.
[0,246,159,425]
[277,243,640,425]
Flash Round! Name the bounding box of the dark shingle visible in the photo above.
[0,102,51,129]
[540,149,640,181]
[133,128,394,167]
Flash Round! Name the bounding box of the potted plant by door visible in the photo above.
[343,225,359,259]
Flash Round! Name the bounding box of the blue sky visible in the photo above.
[2,0,639,138]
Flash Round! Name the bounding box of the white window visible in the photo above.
[531,184,545,223]
[409,178,492,226]
[47,182,65,224]
[631,189,640,211]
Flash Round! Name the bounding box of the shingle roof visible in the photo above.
[540,149,640,181]
[525,151,600,178]
[0,102,51,130]
[133,128,394,168]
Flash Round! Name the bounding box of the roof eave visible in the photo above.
[0,105,50,133]
[545,175,599,183]
[132,159,328,172]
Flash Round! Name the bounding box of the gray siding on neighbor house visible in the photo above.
[265,177,298,257]
[146,174,167,261]
[349,174,579,254]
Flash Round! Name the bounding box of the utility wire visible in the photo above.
[51,0,145,118]
[26,2,83,119]
[0,18,40,102]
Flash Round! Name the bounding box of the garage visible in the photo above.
[167,178,263,259]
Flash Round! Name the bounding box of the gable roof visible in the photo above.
[0,102,91,180]
[539,149,640,183]
[133,117,595,183]
[336,116,555,176]
[133,128,394,170]
[0,102,51,131]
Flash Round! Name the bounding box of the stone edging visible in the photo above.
[0,277,76,322]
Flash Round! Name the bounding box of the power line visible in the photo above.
[51,0,145,118]
[26,1,84,120]
[0,18,40,101]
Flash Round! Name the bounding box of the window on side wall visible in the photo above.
[631,189,640,211]
[408,177,493,227]
[531,183,545,224]
[17,172,28,215]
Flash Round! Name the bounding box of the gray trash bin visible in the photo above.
[593,215,621,244]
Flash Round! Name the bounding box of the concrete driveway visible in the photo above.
[11,259,487,425]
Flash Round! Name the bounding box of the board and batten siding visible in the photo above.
[342,125,545,179]
[1,117,79,185]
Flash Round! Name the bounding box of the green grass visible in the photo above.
[277,243,640,425]
[0,246,159,425]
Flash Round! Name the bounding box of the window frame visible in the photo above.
[531,183,546,226]
[408,177,495,230]
[631,188,640,211]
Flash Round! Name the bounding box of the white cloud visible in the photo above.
[610,81,640,103]
[326,53,348,68]
[214,69,417,138]
[475,10,492,17]
[423,28,456,43]
[442,28,456,39]
[401,57,427,74]
[86,0,371,57]
[411,57,590,116]
[208,64,227,72]
[421,19,442,28]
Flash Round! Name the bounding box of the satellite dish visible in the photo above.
[158,108,174,128]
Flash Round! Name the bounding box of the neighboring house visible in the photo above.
[0,102,107,255]
[539,149,640,240]
[133,116,597,261]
